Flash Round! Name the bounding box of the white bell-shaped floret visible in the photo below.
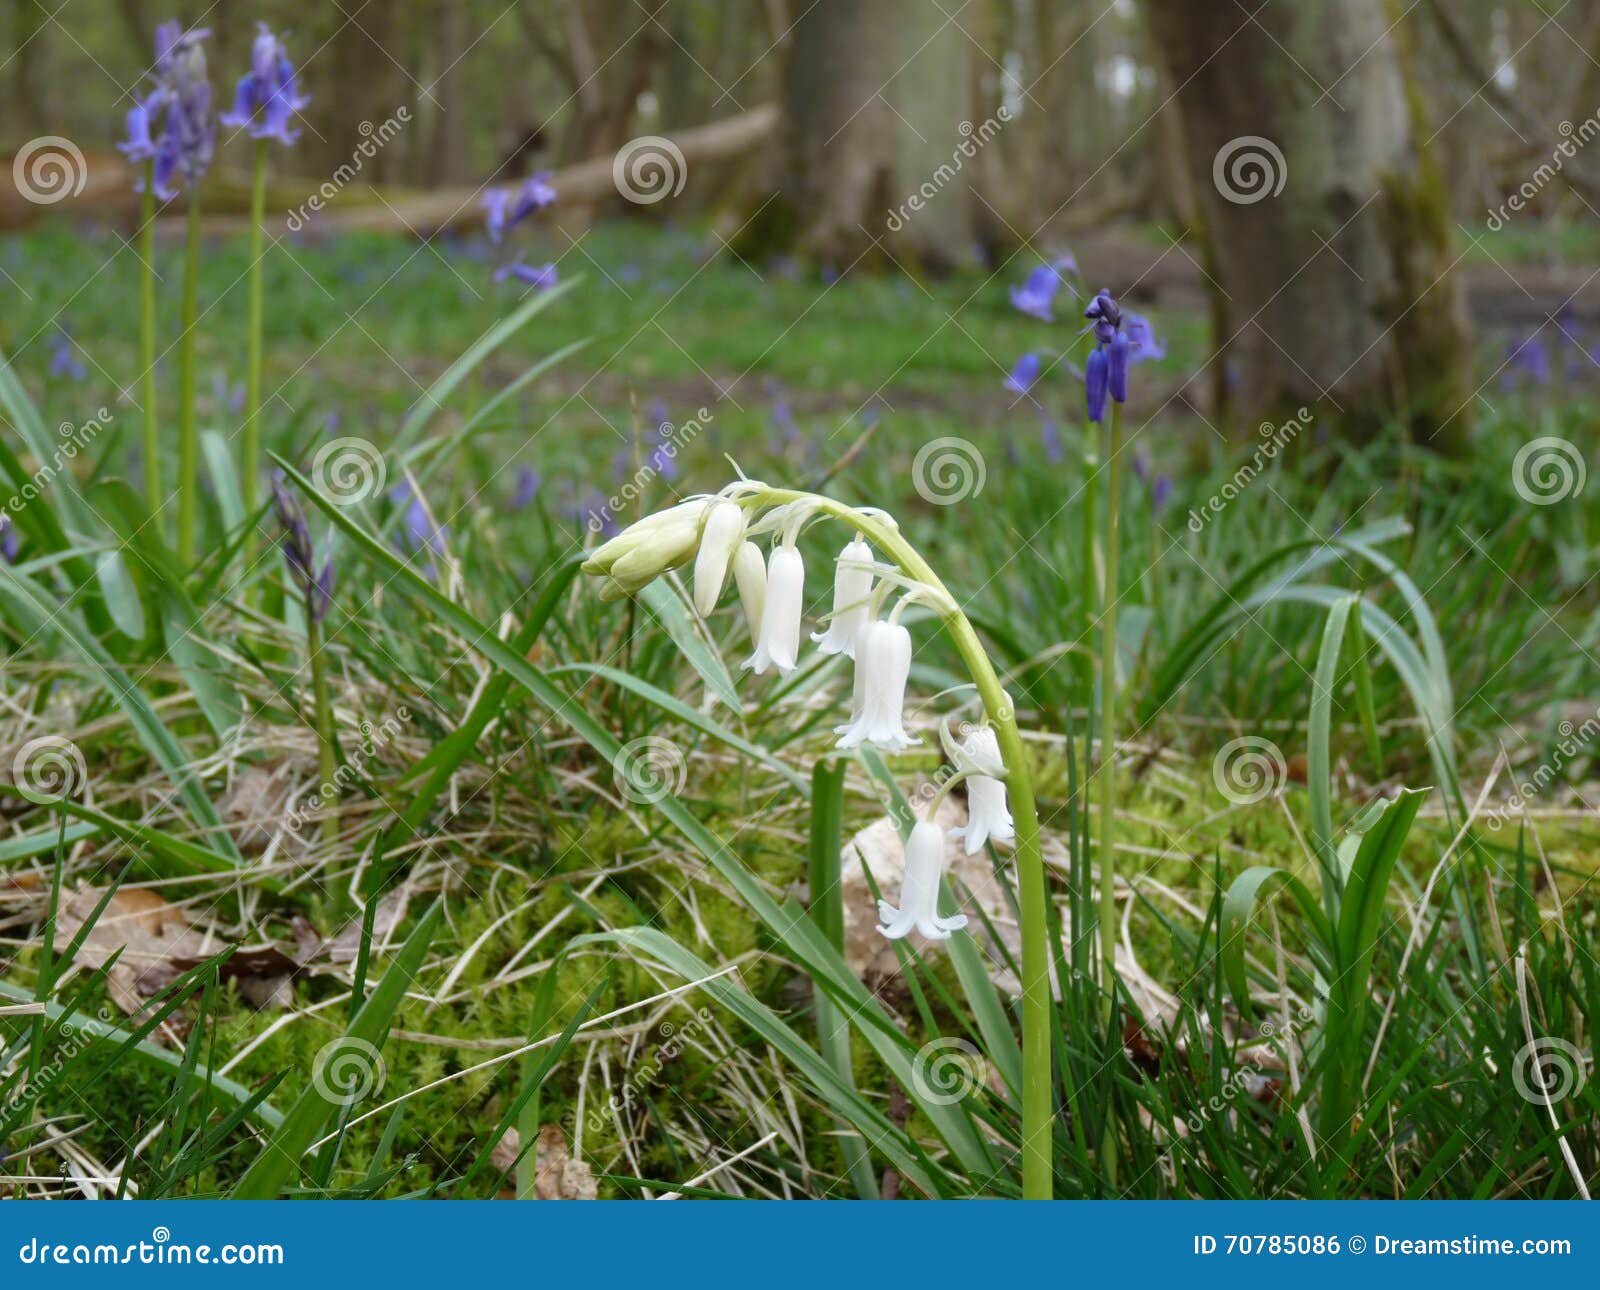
[957,726,1015,854]
[811,536,873,657]
[693,499,745,616]
[732,540,766,636]
[835,620,914,751]
[744,544,804,674]
[878,820,968,941]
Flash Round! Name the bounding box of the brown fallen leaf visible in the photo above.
[57,886,211,1040]
[490,1127,522,1176]
[533,1123,597,1200]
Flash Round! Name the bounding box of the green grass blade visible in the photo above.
[231,901,441,1198]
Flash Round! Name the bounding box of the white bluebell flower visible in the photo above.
[878,821,968,941]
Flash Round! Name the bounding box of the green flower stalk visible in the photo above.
[139,163,160,525]
[243,138,267,540]
[220,24,311,539]
[583,479,1056,1199]
[271,475,339,846]
[177,189,201,565]
[1097,399,1123,1009]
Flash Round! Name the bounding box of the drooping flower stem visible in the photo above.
[307,614,340,847]
[176,188,202,565]
[1097,399,1123,1011]
[755,486,1054,1199]
[243,138,267,547]
[139,162,161,527]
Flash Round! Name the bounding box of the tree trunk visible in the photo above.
[425,0,472,186]
[1144,0,1472,450]
[775,0,973,272]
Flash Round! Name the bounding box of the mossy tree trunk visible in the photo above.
[1144,0,1473,451]
[775,0,973,273]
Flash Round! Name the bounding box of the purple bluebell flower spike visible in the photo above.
[220,24,310,145]
[155,23,215,188]
[1082,288,1155,419]
[271,473,333,622]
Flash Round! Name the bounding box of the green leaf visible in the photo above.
[95,479,241,738]
[808,758,879,1200]
[574,926,941,1195]
[0,564,240,860]
[1308,595,1358,873]
[1219,864,1330,1020]
[638,578,742,711]
[391,278,580,457]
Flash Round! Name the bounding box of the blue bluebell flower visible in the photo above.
[1040,413,1064,464]
[220,24,310,145]
[511,466,542,509]
[1084,289,1135,421]
[1109,332,1130,403]
[649,441,679,481]
[117,91,168,165]
[1085,348,1109,424]
[1124,312,1167,364]
[1504,332,1552,388]
[512,172,557,220]
[1005,351,1042,395]
[481,188,512,243]
[151,22,215,190]
[1009,256,1076,322]
[481,173,557,244]
[47,331,86,382]
[492,260,559,290]
[0,515,18,563]
[1151,473,1173,513]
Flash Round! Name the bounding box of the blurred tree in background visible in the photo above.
[5,0,1598,450]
